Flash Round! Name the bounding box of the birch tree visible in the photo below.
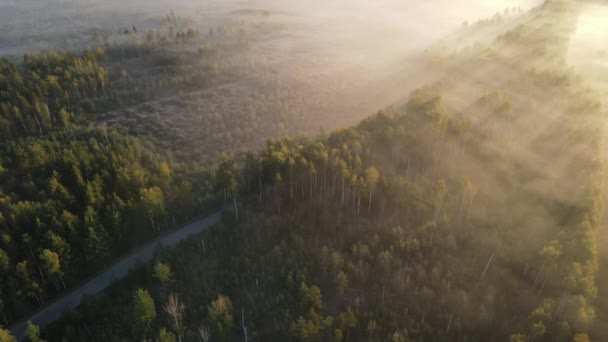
[164,293,185,342]
[365,167,380,213]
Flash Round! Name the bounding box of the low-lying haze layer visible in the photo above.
[0,0,543,56]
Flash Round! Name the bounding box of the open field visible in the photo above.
[70,0,544,159]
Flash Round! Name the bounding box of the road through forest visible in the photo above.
[9,212,222,340]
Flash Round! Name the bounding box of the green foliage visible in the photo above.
[333,271,348,295]
[39,250,61,276]
[0,124,210,321]
[23,322,45,342]
[155,328,177,342]
[0,328,17,342]
[208,295,234,339]
[0,249,8,272]
[215,153,238,199]
[132,289,156,336]
[392,330,409,342]
[510,334,526,342]
[44,78,606,339]
[153,262,173,284]
[572,333,591,342]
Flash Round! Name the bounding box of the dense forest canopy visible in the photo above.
[1,0,607,341]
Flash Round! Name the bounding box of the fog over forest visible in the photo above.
[1,1,607,341]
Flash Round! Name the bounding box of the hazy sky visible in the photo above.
[568,4,608,89]
[0,0,543,56]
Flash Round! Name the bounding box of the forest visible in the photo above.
[1,0,607,341]
[0,8,359,325]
